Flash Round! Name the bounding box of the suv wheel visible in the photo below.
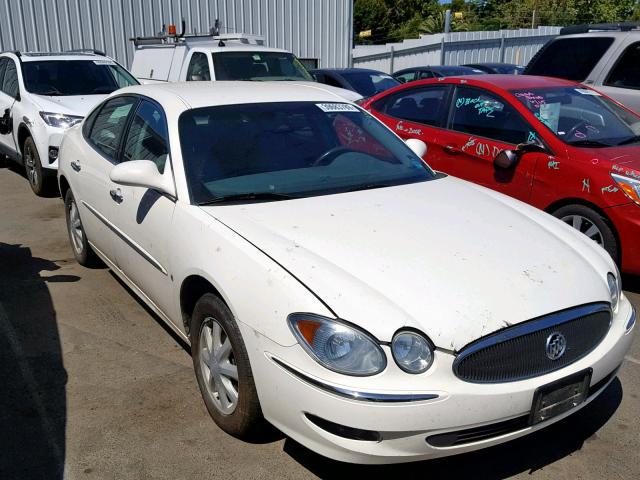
[24,136,54,196]
[552,204,619,262]
[191,293,265,439]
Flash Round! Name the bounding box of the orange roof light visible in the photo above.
[168,24,177,36]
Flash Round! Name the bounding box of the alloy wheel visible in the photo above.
[561,214,604,246]
[24,143,38,188]
[68,199,84,255]
[199,317,239,415]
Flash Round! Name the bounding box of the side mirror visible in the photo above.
[406,138,427,158]
[494,149,519,169]
[110,160,176,198]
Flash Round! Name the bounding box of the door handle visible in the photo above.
[109,188,123,204]
[443,145,460,155]
[70,160,81,172]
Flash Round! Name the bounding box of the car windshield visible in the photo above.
[340,71,399,97]
[512,86,640,147]
[211,51,313,81]
[179,101,436,204]
[22,60,138,95]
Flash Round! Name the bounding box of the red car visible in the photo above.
[363,75,640,274]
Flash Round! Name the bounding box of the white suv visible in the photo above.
[0,50,138,195]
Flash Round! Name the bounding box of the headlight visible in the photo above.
[607,272,621,312]
[39,111,84,129]
[611,173,640,205]
[391,330,434,374]
[288,314,386,376]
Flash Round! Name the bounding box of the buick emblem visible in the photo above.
[545,332,567,360]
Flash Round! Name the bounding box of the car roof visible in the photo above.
[312,68,388,74]
[1,51,110,62]
[116,81,353,110]
[558,31,638,39]
[423,74,580,90]
[185,43,289,54]
[465,62,517,67]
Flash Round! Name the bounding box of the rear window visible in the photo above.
[525,37,614,81]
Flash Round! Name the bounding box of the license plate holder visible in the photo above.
[529,368,592,425]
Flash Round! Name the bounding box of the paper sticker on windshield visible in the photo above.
[93,60,115,65]
[316,103,359,113]
[575,88,601,96]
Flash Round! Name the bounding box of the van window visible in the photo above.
[186,52,211,81]
[605,42,640,90]
[525,37,614,81]
[211,51,313,81]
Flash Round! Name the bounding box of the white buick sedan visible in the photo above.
[58,82,635,464]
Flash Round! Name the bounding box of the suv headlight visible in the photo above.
[391,330,434,374]
[288,314,386,376]
[607,271,621,312]
[39,111,84,129]
[611,173,640,205]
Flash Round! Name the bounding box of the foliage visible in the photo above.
[354,0,640,44]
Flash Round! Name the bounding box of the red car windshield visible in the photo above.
[512,86,640,147]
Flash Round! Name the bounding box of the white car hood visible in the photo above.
[31,94,109,117]
[203,177,613,350]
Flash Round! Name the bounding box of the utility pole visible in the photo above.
[444,9,452,34]
[531,8,537,28]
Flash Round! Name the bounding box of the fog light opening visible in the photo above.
[305,413,381,442]
[48,147,59,164]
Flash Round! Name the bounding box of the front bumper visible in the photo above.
[246,299,635,464]
[30,123,65,171]
[606,202,640,274]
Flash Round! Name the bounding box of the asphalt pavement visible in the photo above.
[1,162,638,479]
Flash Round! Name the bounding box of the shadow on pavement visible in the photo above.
[285,378,623,479]
[0,243,79,479]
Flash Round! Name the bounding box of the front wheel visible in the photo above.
[552,204,619,262]
[24,136,55,196]
[191,293,265,439]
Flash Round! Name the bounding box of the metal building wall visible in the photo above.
[0,0,353,69]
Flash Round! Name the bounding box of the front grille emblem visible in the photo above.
[545,332,567,360]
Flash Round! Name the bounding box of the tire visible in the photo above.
[552,204,619,262]
[23,136,55,196]
[191,293,265,439]
[64,188,100,267]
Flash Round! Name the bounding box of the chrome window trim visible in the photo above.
[270,356,439,403]
[453,302,612,379]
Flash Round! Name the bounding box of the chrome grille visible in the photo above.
[453,303,611,383]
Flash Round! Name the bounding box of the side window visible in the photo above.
[376,86,450,127]
[419,70,434,79]
[88,96,137,160]
[394,71,416,84]
[2,60,19,99]
[321,73,343,88]
[451,86,530,145]
[0,58,8,89]
[122,100,169,173]
[186,52,211,81]
[605,42,640,90]
[82,105,102,138]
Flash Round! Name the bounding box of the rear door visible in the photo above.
[110,98,176,317]
[0,57,20,157]
[369,84,452,163]
[433,85,541,201]
[75,95,139,264]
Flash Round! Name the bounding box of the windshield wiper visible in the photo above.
[616,135,640,146]
[37,89,63,96]
[198,192,295,205]
[566,139,612,148]
[344,183,394,193]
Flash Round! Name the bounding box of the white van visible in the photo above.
[130,28,362,102]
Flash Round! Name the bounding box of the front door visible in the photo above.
[429,85,543,202]
[109,99,176,319]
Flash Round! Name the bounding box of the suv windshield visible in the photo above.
[179,101,435,204]
[22,60,138,95]
[211,51,313,81]
[340,71,399,97]
[513,86,640,147]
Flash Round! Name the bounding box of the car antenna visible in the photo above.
[214,19,225,47]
